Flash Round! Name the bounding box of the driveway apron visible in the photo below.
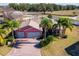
[7,38,41,56]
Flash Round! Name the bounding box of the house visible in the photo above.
[3,8,33,23]
[4,10,24,20]
[0,8,4,21]
[3,8,25,21]
[3,7,15,19]
[14,20,42,38]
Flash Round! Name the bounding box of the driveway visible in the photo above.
[7,38,41,56]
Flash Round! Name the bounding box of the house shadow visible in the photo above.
[13,42,22,49]
[13,40,41,49]
[34,40,50,49]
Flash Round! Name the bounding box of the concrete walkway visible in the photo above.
[7,38,41,56]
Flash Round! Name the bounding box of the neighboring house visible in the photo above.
[10,11,24,20]
[3,8,25,21]
[3,8,15,19]
[0,8,4,21]
[14,20,42,38]
[0,12,3,17]
[3,8,33,24]
[0,20,5,24]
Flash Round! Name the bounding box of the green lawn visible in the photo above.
[0,45,12,56]
[41,26,79,56]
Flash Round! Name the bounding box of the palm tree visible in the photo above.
[57,18,63,37]
[4,20,20,39]
[60,17,73,37]
[54,17,73,37]
[53,18,63,37]
[39,17,53,40]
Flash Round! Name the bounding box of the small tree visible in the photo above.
[39,3,47,14]
[73,12,76,16]
[54,17,73,38]
[39,17,53,40]
[4,20,20,39]
[47,35,54,42]
[61,17,73,37]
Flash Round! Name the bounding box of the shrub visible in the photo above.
[62,35,67,39]
[39,35,54,47]
[47,14,52,18]
[6,36,14,45]
[39,40,49,47]
[47,35,54,42]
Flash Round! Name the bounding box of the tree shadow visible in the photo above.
[34,40,50,49]
[13,40,40,49]
[12,39,49,49]
[13,42,22,49]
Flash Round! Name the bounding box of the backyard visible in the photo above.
[41,26,79,56]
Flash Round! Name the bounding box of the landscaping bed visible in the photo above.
[41,26,79,56]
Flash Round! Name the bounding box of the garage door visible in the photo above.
[16,32,25,38]
[27,32,41,38]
